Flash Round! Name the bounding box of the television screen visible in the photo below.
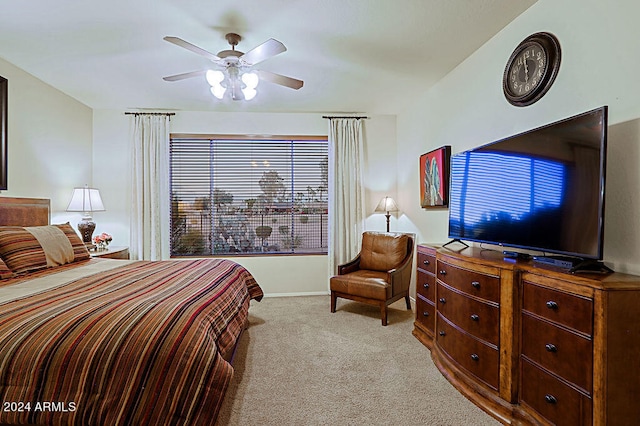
[448,106,608,260]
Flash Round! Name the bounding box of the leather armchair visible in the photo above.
[330,231,414,325]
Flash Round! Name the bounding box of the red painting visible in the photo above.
[420,146,450,208]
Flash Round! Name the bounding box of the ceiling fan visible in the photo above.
[163,33,304,101]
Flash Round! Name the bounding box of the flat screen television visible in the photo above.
[447,106,608,265]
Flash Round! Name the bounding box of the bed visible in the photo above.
[0,197,263,425]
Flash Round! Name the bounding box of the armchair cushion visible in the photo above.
[359,232,409,272]
[329,270,390,301]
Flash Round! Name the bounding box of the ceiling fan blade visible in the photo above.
[163,70,206,82]
[163,36,221,62]
[257,70,304,90]
[240,39,287,66]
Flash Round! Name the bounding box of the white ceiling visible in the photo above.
[0,0,536,114]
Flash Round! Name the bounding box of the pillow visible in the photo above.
[0,223,90,274]
[53,223,91,261]
[0,257,13,279]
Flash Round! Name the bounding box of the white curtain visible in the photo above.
[129,114,171,260]
[328,118,366,276]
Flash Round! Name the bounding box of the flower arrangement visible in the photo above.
[93,232,113,250]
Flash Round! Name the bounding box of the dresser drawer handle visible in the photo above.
[439,270,447,276]
[546,301,559,310]
[439,298,446,304]
[423,260,430,266]
[545,343,558,353]
[422,311,430,317]
[470,353,480,361]
[439,331,446,337]
[544,394,557,404]
[471,281,480,289]
[423,283,430,289]
[470,314,479,321]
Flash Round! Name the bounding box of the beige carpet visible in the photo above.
[216,295,501,425]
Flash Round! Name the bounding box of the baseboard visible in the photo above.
[261,292,417,308]
[263,291,331,298]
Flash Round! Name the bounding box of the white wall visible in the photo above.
[397,0,640,274]
[362,115,399,232]
[0,57,93,218]
[92,109,397,295]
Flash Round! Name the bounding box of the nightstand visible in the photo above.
[90,246,130,260]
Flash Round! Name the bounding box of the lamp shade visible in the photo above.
[375,196,399,213]
[66,186,105,213]
[206,68,259,101]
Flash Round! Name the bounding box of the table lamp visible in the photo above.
[375,196,399,232]
[66,185,105,245]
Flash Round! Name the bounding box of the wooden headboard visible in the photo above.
[0,197,50,226]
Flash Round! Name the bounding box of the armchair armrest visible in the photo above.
[388,248,414,296]
[338,255,361,275]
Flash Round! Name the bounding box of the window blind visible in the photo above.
[170,136,328,256]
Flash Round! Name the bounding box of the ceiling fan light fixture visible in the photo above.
[242,72,259,89]
[205,69,225,86]
[230,83,244,101]
[242,87,257,101]
[163,34,304,96]
[210,84,226,99]
[205,66,257,101]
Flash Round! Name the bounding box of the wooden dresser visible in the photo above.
[413,245,640,425]
[413,245,437,348]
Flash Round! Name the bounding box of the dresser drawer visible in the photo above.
[416,270,436,301]
[520,358,592,425]
[436,313,499,390]
[436,261,500,303]
[437,282,499,345]
[522,313,593,393]
[415,295,435,333]
[522,282,593,335]
[417,250,436,274]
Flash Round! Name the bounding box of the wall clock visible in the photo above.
[503,32,561,107]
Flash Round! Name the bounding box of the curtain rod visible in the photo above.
[322,115,369,119]
[125,112,176,116]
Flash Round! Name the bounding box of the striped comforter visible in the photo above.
[0,258,263,425]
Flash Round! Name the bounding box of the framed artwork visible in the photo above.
[0,76,6,190]
[420,145,451,208]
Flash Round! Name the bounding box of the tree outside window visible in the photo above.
[169,136,328,256]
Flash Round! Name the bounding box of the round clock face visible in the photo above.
[503,32,561,107]
[508,42,547,97]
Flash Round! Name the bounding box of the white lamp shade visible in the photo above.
[375,196,399,213]
[210,84,226,99]
[205,69,225,86]
[242,87,257,100]
[67,187,105,213]
[207,68,259,101]
[242,72,259,89]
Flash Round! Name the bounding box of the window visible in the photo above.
[169,135,328,256]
